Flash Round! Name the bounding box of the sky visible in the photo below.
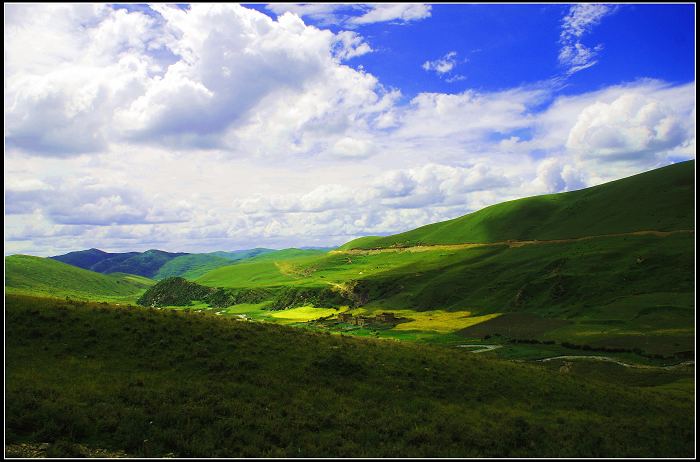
[4,3,696,256]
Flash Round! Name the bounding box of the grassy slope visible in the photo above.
[154,254,236,280]
[154,249,320,281]
[340,160,694,249]
[5,294,694,458]
[5,256,153,302]
[196,249,329,288]
[209,248,275,261]
[187,163,694,357]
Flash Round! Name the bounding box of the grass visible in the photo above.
[5,294,694,458]
[154,254,237,280]
[4,255,153,303]
[131,231,693,363]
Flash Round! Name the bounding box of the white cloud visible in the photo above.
[265,4,432,27]
[533,158,586,193]
[423,51,458,75]
[350,4,432,25]
[5,175,192,226]
[333,31,373,60]
[3,4,695,257]
[558,4,614,75]
[5,4,384,155]
[567,93,690,162]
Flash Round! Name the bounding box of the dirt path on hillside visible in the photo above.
[331,229,694,255]
[455,344,503,353]
[454,346,694,369]
[535,355,694,370]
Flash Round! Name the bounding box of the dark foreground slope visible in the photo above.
[6,294,694,458]
[341,160,694,249]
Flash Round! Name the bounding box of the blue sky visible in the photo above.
[249,4,695,97]
[4,4,696,255]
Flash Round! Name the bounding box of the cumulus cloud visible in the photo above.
[565,83,695,168]
[558,4,613,75]
[533,158,586,193]
[5,176,191,226]
[4,4,164,155]
[5,4,384,155]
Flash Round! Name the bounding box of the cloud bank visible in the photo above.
[4,4,695,256]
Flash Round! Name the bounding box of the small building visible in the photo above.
[337,312,353,323]
[376,312,398,323]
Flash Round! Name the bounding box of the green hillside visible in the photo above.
[154,254,236,280]
[195,249,329,288]
[6,294,693,458]
[341,160,694,249]
[209,248,276,261]
[5,255,153,302]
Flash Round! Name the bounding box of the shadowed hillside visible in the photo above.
[5,294,694,458]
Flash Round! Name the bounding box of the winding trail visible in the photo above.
[454,345,694,369]
[455,344,503,353]
[535,355,694,370]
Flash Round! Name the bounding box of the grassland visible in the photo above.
[153,254,237,280]
[5,294,694,458]
[180,231,693,361]
[4,255,153,303]
[6,162,694,366]
[4,161,695,457]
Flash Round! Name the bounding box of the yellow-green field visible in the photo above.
[268,305,348,324]
[351,307,502,333]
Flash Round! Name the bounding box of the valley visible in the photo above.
[4,160,695,457]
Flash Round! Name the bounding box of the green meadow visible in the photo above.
[4,160,695,457]
[5,294,694,458]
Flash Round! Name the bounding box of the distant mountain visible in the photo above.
[208,248,276,261]
[50,248,139,271]
[50,249,188,278]
[49,247,291,280]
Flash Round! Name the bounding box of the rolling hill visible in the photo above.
[209,248,276,261]
[6,294,694,457]
[340,160,694,249]
[5,255,154,302]
[161,161,694,359]
[154,254,237,280]
[7,161,695,360]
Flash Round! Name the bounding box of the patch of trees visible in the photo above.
[137,277,272,308]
